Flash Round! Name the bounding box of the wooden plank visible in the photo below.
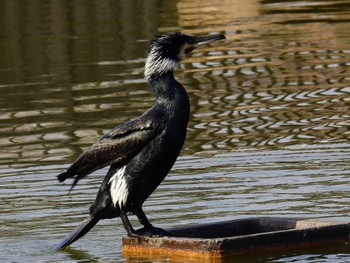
[122,217,350,260]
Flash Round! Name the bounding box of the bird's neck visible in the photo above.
[148,72,190,122]
[148,72,187,103]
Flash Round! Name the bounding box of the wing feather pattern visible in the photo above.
[57,108,164,190]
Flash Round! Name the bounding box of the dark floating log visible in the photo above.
[122,217,350,260]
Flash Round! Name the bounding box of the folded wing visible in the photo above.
[57,111,164,190]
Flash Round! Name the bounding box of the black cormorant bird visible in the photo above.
[54,32,225,250]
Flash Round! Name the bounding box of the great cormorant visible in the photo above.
[54,32,225,250]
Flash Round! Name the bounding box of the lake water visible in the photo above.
[1,0,350,262]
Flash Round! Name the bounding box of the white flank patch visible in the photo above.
[108,166,128,209]
[144,48,178,80]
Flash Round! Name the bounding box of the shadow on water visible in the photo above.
[1,0,350,262]
[56,247,99,263]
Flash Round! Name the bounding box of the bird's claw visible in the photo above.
[133,225,171,237]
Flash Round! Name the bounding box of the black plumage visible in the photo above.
[54,32,225,251]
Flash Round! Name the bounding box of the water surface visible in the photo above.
[1,0,350,262]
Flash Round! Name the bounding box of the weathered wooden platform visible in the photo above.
[122,217,350,260]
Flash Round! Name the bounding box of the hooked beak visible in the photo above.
[185,33,226,54]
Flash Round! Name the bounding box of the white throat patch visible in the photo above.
[109,166,128,209]
[144,48,178,80]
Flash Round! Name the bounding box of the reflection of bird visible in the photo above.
[54,32,225,250]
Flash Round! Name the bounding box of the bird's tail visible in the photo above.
[53,216,99,251]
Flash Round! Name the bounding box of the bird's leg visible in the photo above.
[120,210,140,237]
[134,205,171,237]
[134,205,152,228]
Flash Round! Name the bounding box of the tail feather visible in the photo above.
[53,216,99,251]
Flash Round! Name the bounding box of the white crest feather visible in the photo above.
[144,47,178,80]
[109,166,128,208]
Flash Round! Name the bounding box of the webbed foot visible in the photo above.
[136,225,171,237]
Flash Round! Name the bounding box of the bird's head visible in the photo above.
[144,32,226,81]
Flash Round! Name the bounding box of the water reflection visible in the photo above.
[1,0,349,168]
[1,0,350,262]
[176,0,350,152]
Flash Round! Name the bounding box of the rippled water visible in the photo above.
[1,0,350,262]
